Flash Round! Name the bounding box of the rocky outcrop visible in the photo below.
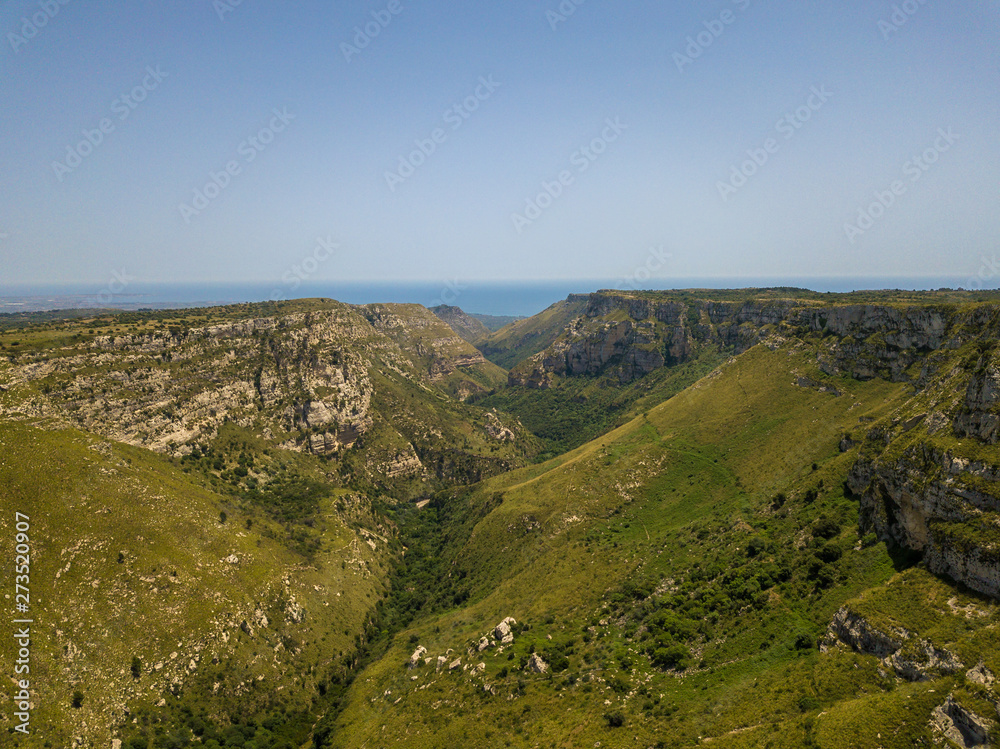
[931,696,993,747]
[485,411,515,442]
[380,445,424,479]
[527,653,549,674]
[889,639,964,682]
[493,617,516,645]
[822,606,905,659]
[848,444,1000,601]
[822,606,962,681]
[408,646,427,669]
[0,307,378,455]
[967,663,996,688]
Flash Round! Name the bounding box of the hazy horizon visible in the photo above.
[2,275,996,318]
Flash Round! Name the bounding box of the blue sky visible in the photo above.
[1,0,998,288]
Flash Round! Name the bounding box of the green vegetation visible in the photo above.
[476,346,726,455]
[3,289,1000,748]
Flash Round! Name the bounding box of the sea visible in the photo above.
[0,277,987,319]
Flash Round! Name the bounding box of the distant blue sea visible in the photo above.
[0,277,986,318]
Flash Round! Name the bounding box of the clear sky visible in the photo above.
[1,0,998,288]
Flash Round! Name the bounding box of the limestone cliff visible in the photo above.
[0,300,531,488]
[507,291,958,387]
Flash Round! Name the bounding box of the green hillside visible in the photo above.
[3,290,1000,748]
[0,419,393,749]
[326,339,989,748]
[476,295,589,370]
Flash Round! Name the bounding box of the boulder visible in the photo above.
[494,617,517,645]
[408,646,426,669]
[967,663,996,687]
[527,653,548,674]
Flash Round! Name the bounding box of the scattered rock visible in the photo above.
[889,639,963,681]
[795,376,841,397]
[252,609,269,629]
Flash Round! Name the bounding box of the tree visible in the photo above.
[131,656,142,679]
[71,690,85,708]
[652,644,690,671]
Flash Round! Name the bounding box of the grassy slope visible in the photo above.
[429,306,492,345]
[0,420,391,749]
[476,296,589,370]
[477,346,727,457]
[470,314,523,333]
[326,341,1000,748]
